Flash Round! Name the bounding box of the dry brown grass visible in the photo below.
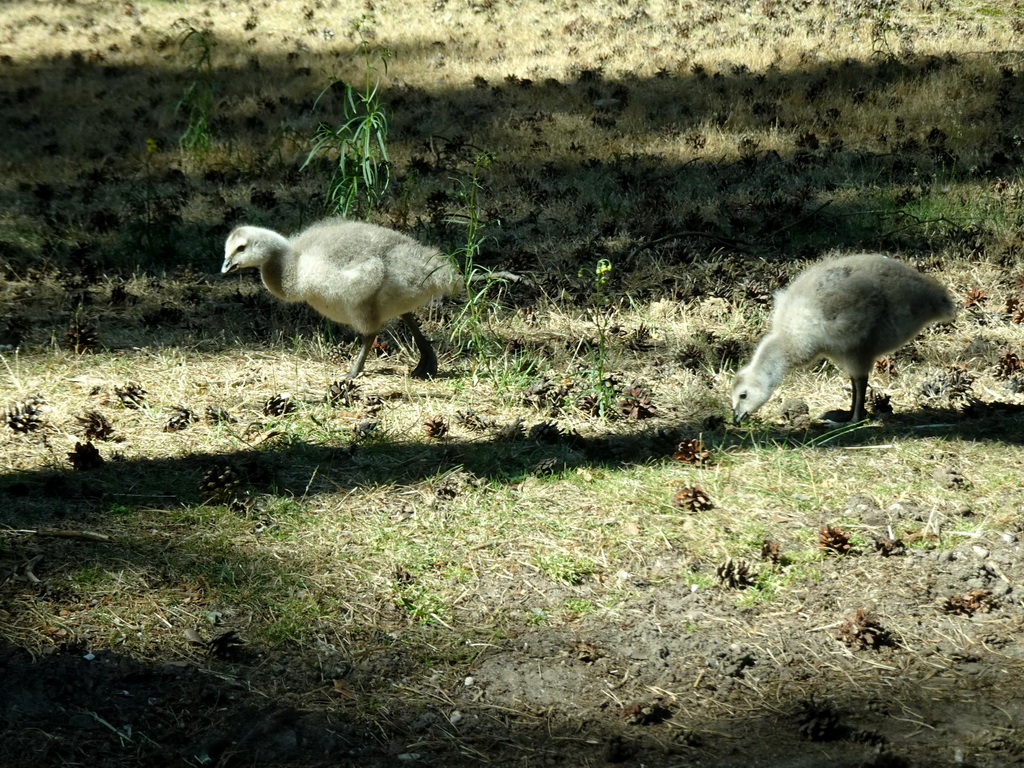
[5,2,1024,766]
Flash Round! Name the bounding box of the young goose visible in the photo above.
[731,252,956,424]
[223,219,458,379]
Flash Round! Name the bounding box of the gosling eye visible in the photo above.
[738,392,747,400]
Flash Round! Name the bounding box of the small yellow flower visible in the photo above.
[146,138,158,154]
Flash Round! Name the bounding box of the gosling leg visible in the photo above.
[849,375,869,422]
[346,333,376,379]
[820,375,870,423]
[402,313,437,379]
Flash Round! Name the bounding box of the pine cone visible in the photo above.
[352,420,377,439]
[362,393,384,416]
[207,629,246,659]
[455,409,495,432]
[204,406,236,425]
[76,410,113,440]
[872,535,905,557]
[584,435,633,462]
[619,386,657,420]
[835,609,889,650]
[796,697,843,741]
[5,397,45,433]
[263,393,296,417]
[432,474,463,501]
[505,336,526,354]
[942,588,995,616]
[575,392,603,417]
[871,392,893,416]
[679,344,706,371]
[1005,374,1024,394]
[964,287,988,308]
[874,357,897,375]
[200,464,243,503]
[740,278,772,306]
[995,352,1023,380]
[672,438,709,466]
[625,323,654,351]
[328,379,361,407]
[530,457,564,476]
[165,406,195,432]
[620,699,672,726]
[187,628,246,659]
[760,539,781,565]
[115,381,147,409]
[560,427,585,449]
[716,557,756,589]
[110,282,137,307]
[529,420,562,444]
[918,365,975,404]
[712,338,745,368]
[650,427,683,455]
[66,319,100,354]
[523,379,571,412]
[1008,295,1024,324]
[818,525,854,555]
[67,441,104,470]
[494,417,526,443]
[422,415,449,439]
[672,485,713,512]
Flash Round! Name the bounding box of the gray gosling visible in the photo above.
[731,252,956,424]
[223,218,458,379]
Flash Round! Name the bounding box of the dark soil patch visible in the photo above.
[5,528,1024,766]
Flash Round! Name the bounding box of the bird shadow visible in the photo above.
[3,398,1023,532]
[728,398,1024,449]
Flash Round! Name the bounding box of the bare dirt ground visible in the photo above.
[6,515,1024,768]
[5,2,1024,767]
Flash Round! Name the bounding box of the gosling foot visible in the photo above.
[410,354,438,380]
[819,408,869,423]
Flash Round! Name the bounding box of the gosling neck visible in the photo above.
[747,333,789,393]
[258,239,296,302]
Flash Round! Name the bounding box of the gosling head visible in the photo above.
[730,366,774,425]
[221,226,287,274]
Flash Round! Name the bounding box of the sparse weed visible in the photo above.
[684,571,716,590]
[395,583,449,625]
[577,257,617,417]
[67,565,113,591]
[564,597,597,614]
[447,151,503,366]
[534,552,596,585]
[302,43,392,217]
[525,609,548,626]
[173,22,215,154]
[864,0,912,59]
[123,137,180,260]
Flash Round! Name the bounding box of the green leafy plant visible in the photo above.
[174,22,215,153]
[302,43,391,217]
[535,552,595,586]
[564,597,597,614]
[578,257,617,416]
[448,151,501,363]
[395,583,449,625]
[864,0,910,59]
[123,137,180,260]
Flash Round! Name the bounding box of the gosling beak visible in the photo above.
[732,411,748,426]
[221,259,238,275]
